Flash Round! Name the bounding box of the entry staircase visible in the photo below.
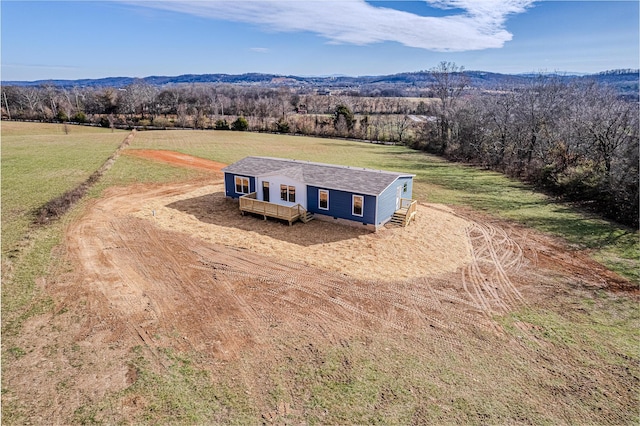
[300,210,315,223]
[388,199,418,228]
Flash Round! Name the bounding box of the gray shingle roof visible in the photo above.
[222,156,414,196]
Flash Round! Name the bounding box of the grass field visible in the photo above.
[2,122,127,251]
[2,122,638,425]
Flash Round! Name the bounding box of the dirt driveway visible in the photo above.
[58,149,628,354]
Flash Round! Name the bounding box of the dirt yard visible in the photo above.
[4,149,635,424]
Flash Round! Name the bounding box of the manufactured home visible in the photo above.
[222,156,417,230]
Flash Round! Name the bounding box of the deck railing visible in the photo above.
[239,192,304,225]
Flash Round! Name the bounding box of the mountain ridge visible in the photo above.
[3,69,638,98]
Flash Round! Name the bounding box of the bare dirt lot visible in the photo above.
[4,150,636,424]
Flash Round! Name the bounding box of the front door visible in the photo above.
[396,186,402,210]
[263,181,270,202]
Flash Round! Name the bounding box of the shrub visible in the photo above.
[275,118,290,133]
[231,116,248,131]
[56,110,69,122]
[215,119,230,130]
[71,112,87,123]
[152,117,170,128]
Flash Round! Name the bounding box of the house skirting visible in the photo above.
[312,213,379,232]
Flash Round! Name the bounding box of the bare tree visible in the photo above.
[429,61,469,153]
[2,89,12,119]
[483,92,520,169]
[41,84,60,119]
[512,76,568,174]
[573,82,638,180]
[19,87,43,118]
[390,115,412,144]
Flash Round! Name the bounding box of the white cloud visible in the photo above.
[126,0,535,51]
[250,47,270,53]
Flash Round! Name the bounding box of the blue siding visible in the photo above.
[224,172,256,198]
[307,186,376,225]
[376,176,414,224]
[225,170,413,227]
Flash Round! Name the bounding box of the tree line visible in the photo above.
[2,63,637,227]
[1,82,424,129]
[414,63,638,228]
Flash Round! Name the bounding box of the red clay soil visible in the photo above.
[124,149,227,174]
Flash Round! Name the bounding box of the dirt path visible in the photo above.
[62,181,489,354]
[61,150,629,350]
[56,175,535,359]
[124,149,227,172]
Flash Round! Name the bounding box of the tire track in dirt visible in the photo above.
[65,176,534,362]
[190,243,423,336]
[422,204,528,317]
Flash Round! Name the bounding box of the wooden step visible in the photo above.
[300,212,315,223]
[388,211,408,227]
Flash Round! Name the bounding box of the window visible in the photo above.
[235,176,249,194]
[319,190,329,210]
[403,182,408,193]
[352,195,364,217]
[280,185,296,203]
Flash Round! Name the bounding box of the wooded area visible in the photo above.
[2,65,637,227]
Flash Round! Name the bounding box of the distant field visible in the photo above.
[2,122,638,425]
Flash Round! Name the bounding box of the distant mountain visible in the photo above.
[1,73,286,88]
[3,69,638,98]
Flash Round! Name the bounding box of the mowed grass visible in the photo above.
[132,129,639,282]
[1,122,127,253]
[2,123,638,424]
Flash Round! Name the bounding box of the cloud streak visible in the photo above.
[127,0,535,51]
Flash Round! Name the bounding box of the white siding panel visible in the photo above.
[257,175,307,209]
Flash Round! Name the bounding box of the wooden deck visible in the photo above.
[239,192,312,225]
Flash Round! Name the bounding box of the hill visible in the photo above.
[3,69,638,98]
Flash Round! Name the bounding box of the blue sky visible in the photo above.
[2,1,638,81]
